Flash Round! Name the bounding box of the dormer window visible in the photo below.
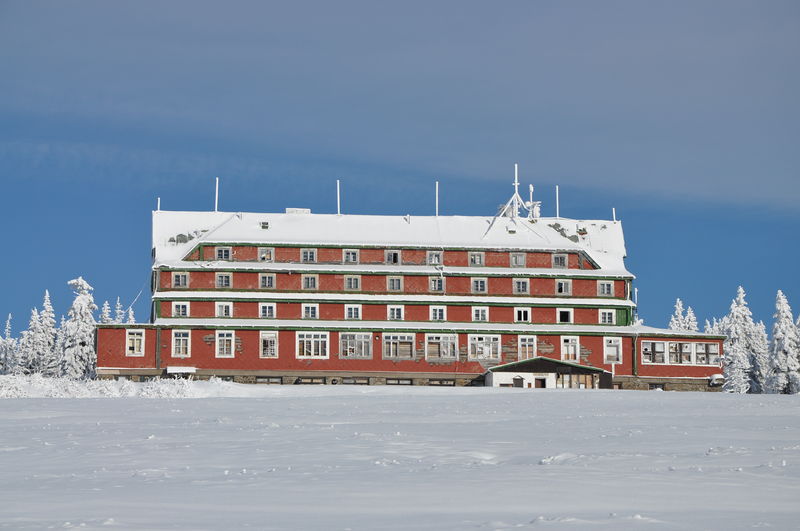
[468,252,484,267]
[301,249,317,263]
[427,251,442,265]
[385,250,401,264]
[552,254,567,269]
[258,247,274,262]
[216,247,231,261]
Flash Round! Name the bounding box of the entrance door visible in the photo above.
[535,378,546,389]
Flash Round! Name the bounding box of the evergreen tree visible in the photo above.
[99,301,113,324]
[114,297,125,324]
[17,308,41,374]
[684,307,699,332]
[52,315,67,377]
[126,307,136,324]
[766,290,800,394]
[721,287,757,393]
[750,321,771,394]
[61,277,98,379]
[38,291,60,377]
[0,314,16,374]
[668,298,686,330]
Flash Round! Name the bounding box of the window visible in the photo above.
[259,273,275,289]
[471,278,487,294]
[172,272,188,288]
[296,332,329,358]
[216,302,232,318]
[561,336,579,361]
[518,335,537,360]
[387,276,403,292]
[552,254,567,269]
[259,303,276,319]
[302,304,318,319]
[513,278,529,295]
[556,279,572,295]
[387,305,404,321]
[604,337,622,364]
[427,251,442,265]
[510,253,526,267]
[344,304,361,320]
[126,330,144,357]
[301,248,317,263]
[557,308,573,324]
[649,383,665,391]
[425,334,458,360]
[669,342,693,364]
[258,247,274,262]
[472,306,488,322]
[216,273,232,288]
[514,307,530,323]
[599,309,615,325]
[343,249,359,264]
[344,275,361,291]
[385,250,401,264]
[383,334,415,359]
[302,274,318,290]
[430,306,446,321]
[468,252,484,266]
[340,333,371,359]
[172,302,189,317]
[215,331,234,358]
[216,247,231,261]
[468,335,500,361]
[598,281,614,296]
[695,343,721,365]
[172,331,190,358]
[429,276,444,292]
[260,331,278,358]
[642,341,666,364]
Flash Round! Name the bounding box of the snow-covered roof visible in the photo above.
[153,210,629,272]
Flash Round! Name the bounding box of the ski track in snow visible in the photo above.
[0,378,799,530]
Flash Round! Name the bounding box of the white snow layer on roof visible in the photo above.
[153,210,628,271]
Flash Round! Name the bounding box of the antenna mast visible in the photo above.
[336,180,341,215]
[214,177,219,212]
[435,181,440,217]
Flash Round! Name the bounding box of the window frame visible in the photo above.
[598,280,614,297]
[424,334,458,360]
[471,277,488,294]
[302,303,319,320]
[560,335,580,361]
[259,331,279,358]
[215,246,232,261]
[344,304,362,320]
[552,253,568,269]
[387,276,403,292]
[429,276,445,292]
[429,305,447,321]
[259,273,276,289]
[296,331,329,359]
[641,340,666,364]
[343,249,360,264]
[301,274,319,290]
[387,305,404,321]
[125,329,145,357]
[301,248,317,263]
[518,335,537,360]
[468,252,485,267]
[382,333,415,360]
[467,334,501,361]
[513,278,530,295]
[603,336,623,364]
[216,301,233,318]
[510,253,526,268]
[215,273,232,288]
[215,330,235,358]
[172,272,189,288]
[557,308,574,324]
[556,279,572,295]
[385,250,402,265]
[339,332,372,359]
[514,307,531,323]
[472,306,489,322]
[599,309,616,325]
[427,251,442,265]
[259,302,276,319]
[258,247,274,262]
[172,301,190,318]
[172,330,191,358]
[344,275,361,291]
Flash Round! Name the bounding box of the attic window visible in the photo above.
[260,222,270,230]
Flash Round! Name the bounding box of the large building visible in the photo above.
[96,178,724,390]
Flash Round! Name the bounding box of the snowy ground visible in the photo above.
[1,377,799,530]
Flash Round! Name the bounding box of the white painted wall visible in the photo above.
[485,372,556,389]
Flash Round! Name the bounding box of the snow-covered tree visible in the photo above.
[720,287,761,393]
[52,315,67,376]
[126,307,136,324]
[60,277,98,379]
[38,291,60,377]
[114,297,125,324]
[684,307,699,332]
[0,314,17,374]
[766,290,800,394]
[17,308,41,374]
[668,299,686,330]
[99,301,113,324]
[750,321,771,394]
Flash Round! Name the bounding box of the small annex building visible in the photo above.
[485,357,611,389]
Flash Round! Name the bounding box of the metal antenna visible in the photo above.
[435,181,439,217]
[336,179,341,215]
[214,177,219,212]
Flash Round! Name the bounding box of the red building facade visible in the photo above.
[96,185,724,390]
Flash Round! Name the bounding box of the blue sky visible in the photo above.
[0,1,798,333]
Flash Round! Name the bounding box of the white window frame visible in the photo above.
[387,305,404,321]
[344,275,361,291]
[172,301,190,318]
[471,277,487,294]
[556,279,572,295]
[385,250,402,265]
[172,330,191,358]
[604,336,623,364]
[557,308,574,324]
[215,246,232,261]
[296,331,329,359]
[510,253,526,268]
[215,273,232,288]
[344,304,362,320]
[425,334,458,360]
[468,334,501,361]
[302,303,319,320]
[340,332,371,359]
[172,272,189,288]
[514,307,531,323]
[468,252,485,267]
[513,278,530,294]
[599,309,616,325]
[259,302,276,319]
[641,340,667,364]
[215,330,235,358]
[382,333,415,359]
[301,248,317,263]
[343,249,360,264]
[387,276,403,292]
[518,335,537,360]
[258,247,274,262]
[472,306,489,322]
[560,336,580,361]
[429,276,445,292]
[260,331,279,358]
[427,251,442,265]
[216,301,233,318]
[302,274,319,290]
[259,273,276,289]
[598,280,614,297]
[552,253,567,269]
[429,305,447,321]
[126,329,145,357]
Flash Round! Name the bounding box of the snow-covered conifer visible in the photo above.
[60,277,98,379]
[684,307,699,332]
[749,321,771,394]
[0,314,16,374]
[720,287,756,393]
[114,297,125,324]
[766,290,800,394]
[38,291,60,377]
[99,301,113,324]
[668,298,686,330]
[126,307,135,324]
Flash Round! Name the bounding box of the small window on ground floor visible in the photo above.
[260,331,278,358]
[172,330,190,358]
[296,332,329,358]
[604,337,622,364]
[383,334,415,359]
[215,331,235,358]
[340,333,371,359]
